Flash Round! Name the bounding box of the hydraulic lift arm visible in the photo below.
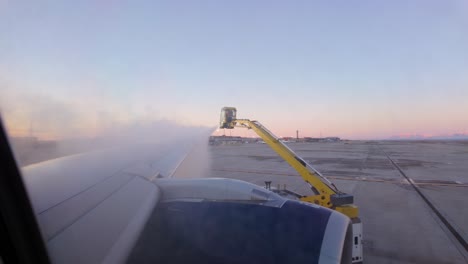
[219,107,363,263]
[219,107,358,217]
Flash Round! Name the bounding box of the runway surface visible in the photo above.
[208,141,468,264]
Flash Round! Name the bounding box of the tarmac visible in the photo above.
[208,141,468,264]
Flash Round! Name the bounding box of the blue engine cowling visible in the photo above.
[129,199,353,264]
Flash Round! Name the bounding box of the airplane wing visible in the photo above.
[22,139,193,264]
[20,138,353,264]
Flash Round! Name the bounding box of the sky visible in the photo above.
[1,0,467,139]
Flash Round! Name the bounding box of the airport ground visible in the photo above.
[12,137,468,263]
[208,141,468,264]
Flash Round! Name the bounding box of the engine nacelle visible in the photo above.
[129,178,353,264]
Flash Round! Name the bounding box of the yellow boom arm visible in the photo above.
[220,107,358,218]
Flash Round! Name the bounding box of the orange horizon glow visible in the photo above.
[3,106,468,141]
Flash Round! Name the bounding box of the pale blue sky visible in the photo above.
[1,1,467,139]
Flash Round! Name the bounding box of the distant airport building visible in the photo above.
[209,136,245,145]
[209,136,340,145]
[304,137,320,142]
[304,137,341,143]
